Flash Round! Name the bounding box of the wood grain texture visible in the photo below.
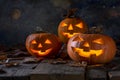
[108,71,120,80]
[31,63,85,80]
[86,67,107,80]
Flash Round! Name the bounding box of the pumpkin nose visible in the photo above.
[83,42,90,47]
[68,24,73,30]
[38,43,42,48]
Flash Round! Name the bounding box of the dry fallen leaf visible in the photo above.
[8,57,24,60]
[5,62,19,67]
[49,58,68,64]
[7,49,30,58]
[0,52,7,60]
[13,51,30,57]
[23,57,44,64]
[68,61,87,67]
[50,60,67,64]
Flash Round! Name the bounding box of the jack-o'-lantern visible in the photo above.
[58,9,88,43]
[67,34,116,64]
[26,32,62,57]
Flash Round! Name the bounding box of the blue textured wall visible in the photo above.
[0,0,120,45]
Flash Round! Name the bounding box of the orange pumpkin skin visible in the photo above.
[26,33,62,57]
[67,34,116,64]
[58,18,88,43]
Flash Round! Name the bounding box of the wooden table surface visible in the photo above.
[0,57,120,80]
[0,45,120,80]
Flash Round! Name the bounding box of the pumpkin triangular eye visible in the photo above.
[93,38,103,44]
[62,23,68,27]
[75,23,83,28]
[45,39,52,44]
[31,40,37,44]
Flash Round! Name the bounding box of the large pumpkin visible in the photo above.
[67,33,116,64]
[26,32,62,57]
[58,17,88,43]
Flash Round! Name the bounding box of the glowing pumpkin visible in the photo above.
[58,9,88,43]
[58,17,88,43]
[26,33,62,57]
[67,34,116,64]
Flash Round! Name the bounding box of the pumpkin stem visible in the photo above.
[33,26,46,33]
[63,8,79,18]
[87,26,104,34]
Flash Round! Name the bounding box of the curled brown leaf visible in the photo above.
[5,62,19,67]
[23,57,44,64]
[68,61,87,67]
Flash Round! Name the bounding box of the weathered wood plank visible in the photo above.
[12,63,38,80]
[86,66,107,80]
[0,67,17,77]
[0,77,14,80]
[0,67,17,80]
[30,63,85,80]
[108,71,120,80]
[13,69,31,80]
[0,61,38,80]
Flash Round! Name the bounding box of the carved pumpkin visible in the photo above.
[67,34,116,64]
[58,17,88,43]
[26,33,62,57]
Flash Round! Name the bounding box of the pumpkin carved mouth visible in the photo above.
[62,32,79,38]
[73,48,103,57]
[30,48,52,56]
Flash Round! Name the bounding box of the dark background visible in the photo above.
[0,0,120,46]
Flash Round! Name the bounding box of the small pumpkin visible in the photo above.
[67,33,116,64]
[58,9,88,43]
[26,32,62,57]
